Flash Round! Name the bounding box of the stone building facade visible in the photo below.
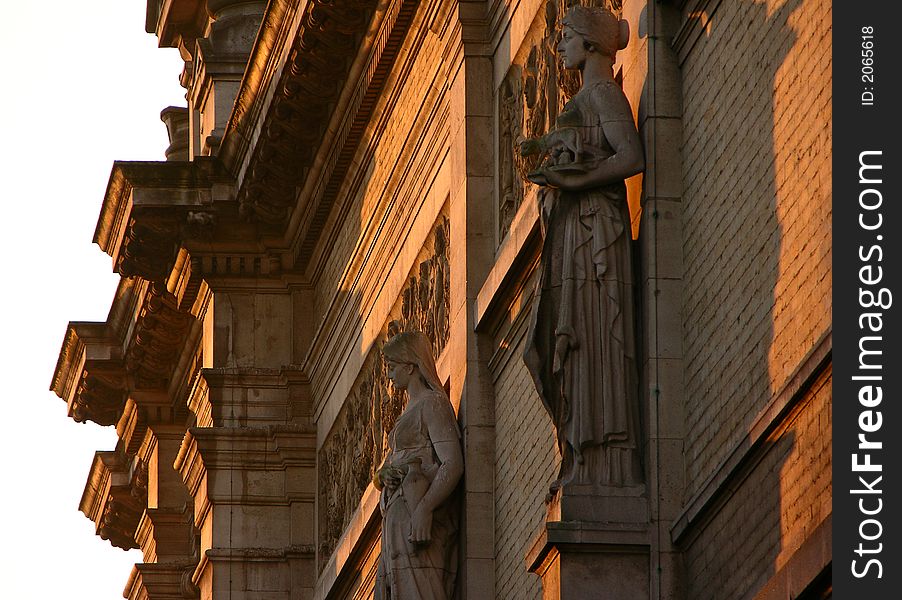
[51,0,831,598]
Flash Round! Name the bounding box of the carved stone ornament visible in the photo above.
[125,284,194,390]
[374,331,462,600]
[520,3,645,494]
[318,216,450,569]
[73,374,128,427]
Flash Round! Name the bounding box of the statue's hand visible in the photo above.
[553,335,571,374]
[408,506,433,546]
[541,168,566,189]
[527,167,565,189]
[376,465,403,491]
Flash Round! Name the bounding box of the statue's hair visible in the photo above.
[383,331,445,394]
[562,6,630,59]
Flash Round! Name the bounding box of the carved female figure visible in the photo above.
[375,331,462,599]
[521,6,645,493]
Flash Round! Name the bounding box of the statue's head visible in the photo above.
[383,331,444,393]
[561,6,629,60]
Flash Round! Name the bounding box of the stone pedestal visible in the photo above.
[528,489,650,600]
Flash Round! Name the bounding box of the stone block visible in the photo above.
[640,116,683,200]
[642,277,683,360]
[639,197,684,282]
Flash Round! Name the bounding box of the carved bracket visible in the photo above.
[81,452,149,551]
[126,284,195,390]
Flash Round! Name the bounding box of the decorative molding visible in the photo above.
[234,0,423,283]
[236,0,384,224]
[51,315,131,427]
[124,560,202,600]
[93,160,233,284]
[147,0,208,49]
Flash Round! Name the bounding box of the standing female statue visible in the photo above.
[375,331,462,599]
[521,6,645,494]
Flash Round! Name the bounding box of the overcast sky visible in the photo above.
[0,2,187,597]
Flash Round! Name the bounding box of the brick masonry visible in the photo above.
[679,0,832,596]
[491,302,560,600]
[684,368,831,600]
[681,0,831,498]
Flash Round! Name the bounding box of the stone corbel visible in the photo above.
[125,284,195,390]
[80,451,149,551]
[124,560,200,600]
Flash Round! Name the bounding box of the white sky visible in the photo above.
[0,2,187,598]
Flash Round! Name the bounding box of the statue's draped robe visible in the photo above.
[524,80,643,487]
[375,392,460,599]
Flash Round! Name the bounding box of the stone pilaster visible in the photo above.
[190,0,266,156]
[175,422,317,600]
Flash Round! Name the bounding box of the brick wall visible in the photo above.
[681,0,832,497]
[684,369,831,600]
[492,308,560,599]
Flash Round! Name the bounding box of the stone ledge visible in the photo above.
[527,520,651,574]
[474,188,540,331]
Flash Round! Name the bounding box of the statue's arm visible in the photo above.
[373,451,401,491]
[541,120,644,191]
[408,402,463,544]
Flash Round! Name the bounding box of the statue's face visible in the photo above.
[558,26,587,70]
[386,359,414,390]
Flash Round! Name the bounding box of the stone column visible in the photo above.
[448,15,498,597]
[635,1,686,598]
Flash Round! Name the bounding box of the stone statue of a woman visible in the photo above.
[374,331,462,599]
[521,6,645,494]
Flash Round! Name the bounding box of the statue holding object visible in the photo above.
[375,331,462,600]
[522,6,646,495]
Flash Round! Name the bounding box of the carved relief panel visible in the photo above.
[317,215,451,569]
[497,0,623,240]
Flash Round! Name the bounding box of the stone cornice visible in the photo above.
[93,160,234,283]
[147,0,209,49]
[80,451,149,551]
[234,0,382,225]
[218,0,299,173]
[217,0,422,276]
[51,276,197,429]
[126,284,195,391]
[50,280,141,426]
